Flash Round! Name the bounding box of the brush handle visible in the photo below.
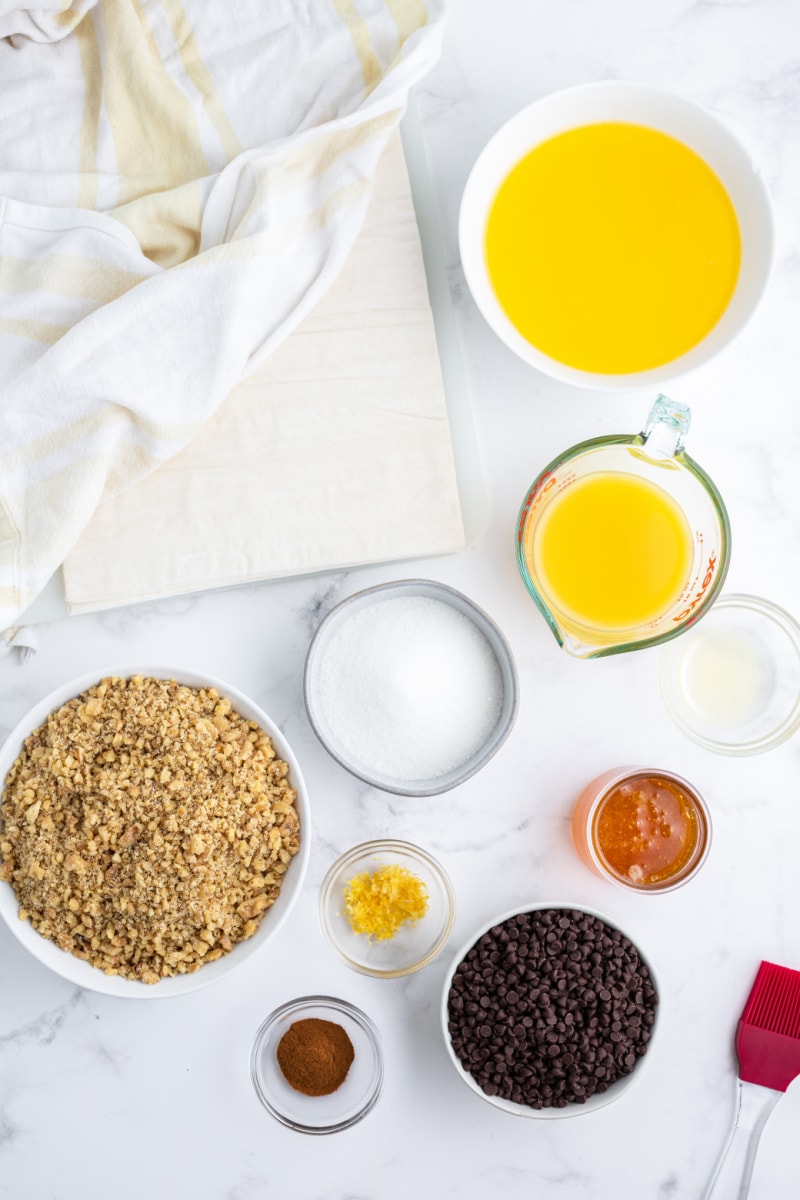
[702,1078,781,1200]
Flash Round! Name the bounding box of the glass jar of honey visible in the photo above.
[571,766,711,893]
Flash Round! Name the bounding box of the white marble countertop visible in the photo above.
[3,1,800,1197]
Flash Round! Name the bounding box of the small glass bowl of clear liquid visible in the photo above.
[658,594,800,754]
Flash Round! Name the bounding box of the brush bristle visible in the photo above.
[741,961,800,1039]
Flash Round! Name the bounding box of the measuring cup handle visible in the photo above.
[640,394,692,459]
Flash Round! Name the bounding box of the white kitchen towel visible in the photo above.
[61,132,466,613]
[0,0,446,630]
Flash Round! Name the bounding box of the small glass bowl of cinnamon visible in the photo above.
[571,766,712,894]
[251,995,383,1134]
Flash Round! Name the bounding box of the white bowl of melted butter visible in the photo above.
[460,80,774,389]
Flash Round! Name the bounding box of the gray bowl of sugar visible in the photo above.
[303,579,519,796]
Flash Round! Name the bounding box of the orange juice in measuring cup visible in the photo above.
[516,396,730,658]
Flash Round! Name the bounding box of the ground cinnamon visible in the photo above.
[276,1018,355,1096]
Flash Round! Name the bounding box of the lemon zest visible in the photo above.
[343,864,429,941]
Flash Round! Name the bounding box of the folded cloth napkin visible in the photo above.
[0,0,446,630]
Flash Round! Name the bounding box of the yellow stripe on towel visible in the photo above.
[387,0,429,48]
[0,318,70,346]
[75,13,103,211]
[0,255,145,304]
[332,0,383,93]
[0,407,202,474]
[180,173,375,270]
[237,109,399,237]
[102,0,208,265]
[160,0,243,162]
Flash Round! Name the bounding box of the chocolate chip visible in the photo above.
[447,909,658,1111]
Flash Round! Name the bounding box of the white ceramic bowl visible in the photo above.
[0,665,310,999]
[304,579,519,797]
[441,902,659,1118]
[460,80,774,389]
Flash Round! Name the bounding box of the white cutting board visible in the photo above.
[19,102,486,625]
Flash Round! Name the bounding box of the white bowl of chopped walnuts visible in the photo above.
[0,666,310,998]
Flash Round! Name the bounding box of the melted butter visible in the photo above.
[485,122,741,374]
[527,471,694,634]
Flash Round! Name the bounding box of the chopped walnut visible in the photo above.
[0,676,301,984]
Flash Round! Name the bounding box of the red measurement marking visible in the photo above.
[672,551,717,623]
[517,472,556,540]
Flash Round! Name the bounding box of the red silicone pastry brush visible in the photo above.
[703,960,800,1199]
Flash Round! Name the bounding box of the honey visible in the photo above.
[571,767,711,892]
[592,773,705,887]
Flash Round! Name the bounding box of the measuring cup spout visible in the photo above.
[556,628,612,660]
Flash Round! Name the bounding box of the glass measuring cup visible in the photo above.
[515,396,731,658]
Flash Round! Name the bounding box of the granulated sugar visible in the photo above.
[316,595,503,782]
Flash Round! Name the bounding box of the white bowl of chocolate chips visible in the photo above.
[441,903,659,1118]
